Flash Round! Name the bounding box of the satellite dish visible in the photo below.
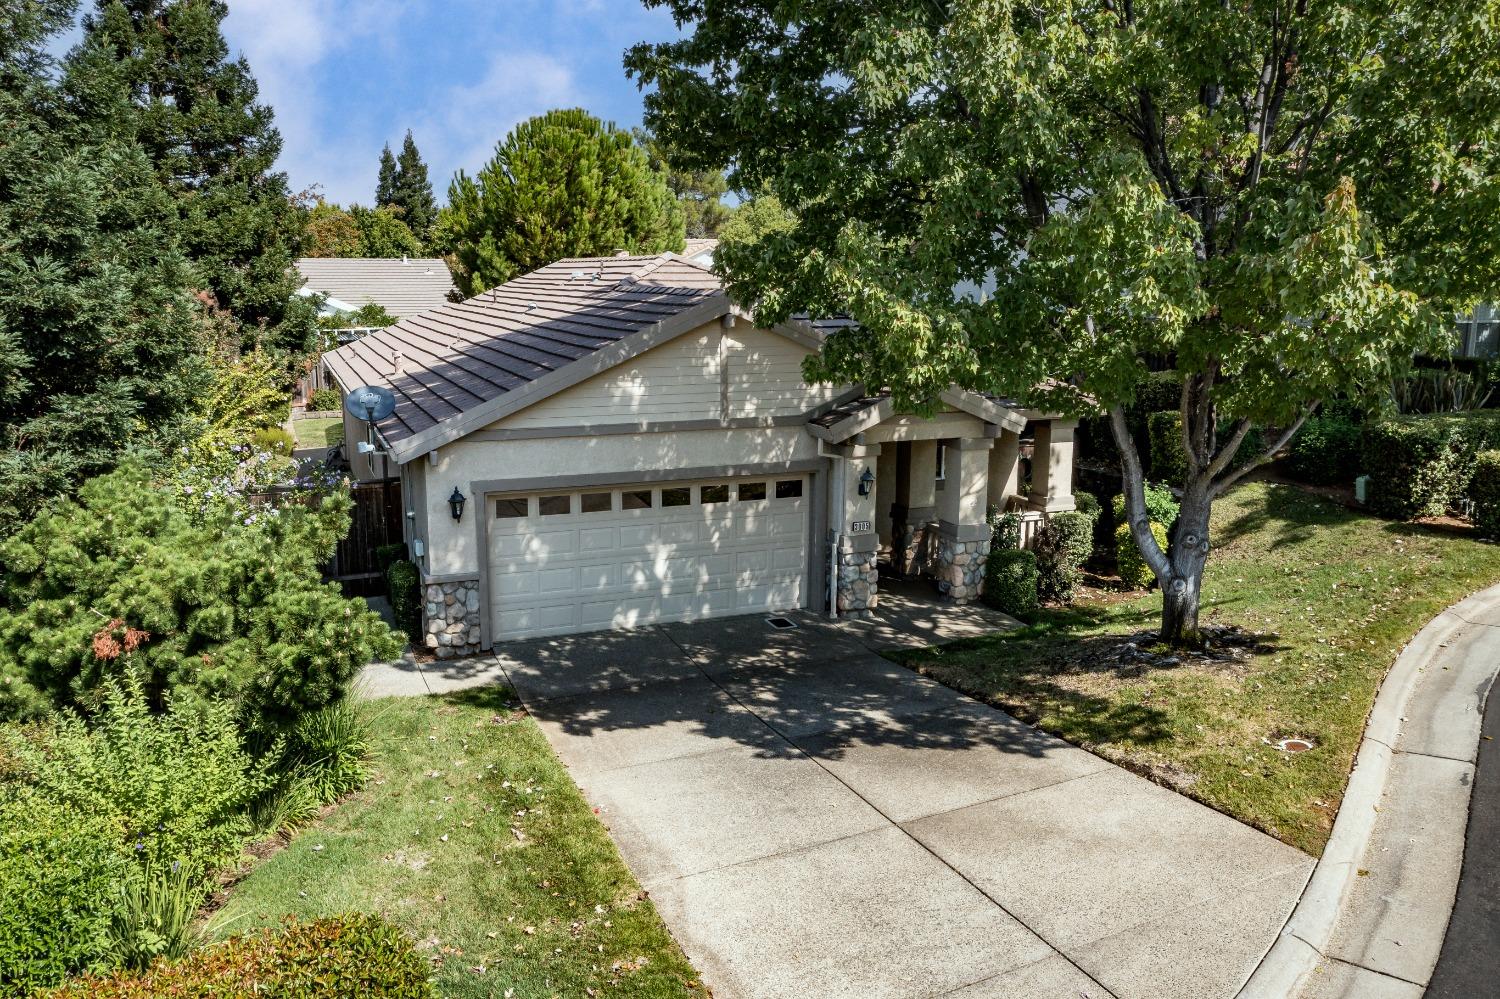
[344,385,396,423]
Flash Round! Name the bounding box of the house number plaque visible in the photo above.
[850,520,873,533]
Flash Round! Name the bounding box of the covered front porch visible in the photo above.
[808,390,1078,617]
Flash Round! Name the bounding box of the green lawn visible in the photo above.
[208,689,707,999]
[292,416,344,448]
[895,481,1500,856]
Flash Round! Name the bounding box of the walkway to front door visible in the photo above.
[383,597,1313,999]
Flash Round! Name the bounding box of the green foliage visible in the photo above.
[250,426,294,456]
[717,193,797,251]
[983,549,1039,617]
[0,18,208,534]
[249,773,320,838]
[305,200,363,257]
[391,131,438,243]
[1073,490,1101,525]
[0,790,130,992]
[1111,484,1181,532]
[0,463,403,733]
[1034,511,1094,603]
[1147,411,1189,484]
[1391,366,1495,414]
[285,702,371,803]
[43,915,437,999]
[376,144,399,209]
[1116,521,1169,590]
[309,388,341,412]
[386,560,421,640]
[351,204,423,259]
[634,127,733,238]
[1288,416,1364,486]
[374,542,408,575]
[439,109,685,295]
[2,678,262,872]
[1361,412,1500,519]
[105,860,207,971]
[987,509,1022,551]
[1469,451,1500,539]
[73,0,316,358]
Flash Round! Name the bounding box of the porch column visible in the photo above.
[934,437,995,604]
[1030,418,1078,513]
[987,429,1022,514]
[832,446,880,619]
[893,439,939,578]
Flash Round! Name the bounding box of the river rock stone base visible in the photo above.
[935,535,989,604]
[424,580,482,658]
[837,547,880,619]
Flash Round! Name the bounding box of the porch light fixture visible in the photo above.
[857,467,876,496]
[448,487,467,522]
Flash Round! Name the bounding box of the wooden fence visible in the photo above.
[249,478,404,596]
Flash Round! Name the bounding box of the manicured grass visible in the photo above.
[292,416,344,448]
[208,689,707,999]
[895,482,1500,856]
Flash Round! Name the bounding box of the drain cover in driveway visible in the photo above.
[766,616,799,630]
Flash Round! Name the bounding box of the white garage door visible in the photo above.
[486,475,809,641]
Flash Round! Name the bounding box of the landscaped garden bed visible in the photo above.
[206,687,708,999]
[897,481,1500,856]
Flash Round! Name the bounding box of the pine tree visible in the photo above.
[634,127,733,238]
[439,109,685,296]
[0,1,208,533]
[72,0,316,359]
[392,130,437,244]
[375,143,398,208]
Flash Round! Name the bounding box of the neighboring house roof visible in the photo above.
[808,389,1028,438]
[322,253,741,460]
[683,238,718,265]
[295,257,457,318]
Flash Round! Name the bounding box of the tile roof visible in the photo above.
[322,254,729,453]
[295,257,458,318]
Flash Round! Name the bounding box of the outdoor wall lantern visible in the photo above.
[448,487,467,522]
[857,467,876,496]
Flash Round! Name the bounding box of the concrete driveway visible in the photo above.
[414,597,1313,999]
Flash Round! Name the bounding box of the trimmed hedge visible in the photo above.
[1471,450,1500,539]
[1034,511,1094,603]
[386,560,421,640]
[1361,411,1500,520]
[984,549,1039,617]
[1288,416,1363,486]
[1111,484,1180,533]
[1073,490,1101,526]
[41,915,435,999]
[1115,520,1169,590]
[1147,411,1189,484]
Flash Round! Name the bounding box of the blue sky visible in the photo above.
[217,0,683,206]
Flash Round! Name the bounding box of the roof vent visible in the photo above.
[613,248,630,257]
[570,270,584,281]
[391,349,404,376]
[401,254,409,265]
[526,302,538,312]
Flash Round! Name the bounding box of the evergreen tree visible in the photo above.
[440,109,685,296]
[72,0,317,359]
[391,130,437,243]
[375,143,399,208]
[0,0,207,533]
[350,204,423,258]
[634,127,733,238]
[305,200,362,257]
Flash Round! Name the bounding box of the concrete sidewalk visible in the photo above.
[435,608,1312,999]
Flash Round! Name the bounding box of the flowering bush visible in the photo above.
[0,463,402,734]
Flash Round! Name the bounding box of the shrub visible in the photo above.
[386,560,422,640]
[1470,450,1500,539]
[1034,511,1094,603]
[2,678,262,874]
[1288,416,1363,486]
[1110,483,1180,532]
[1073,490,1101,526]
[1115,521,1169,590]
[987,509,1022,551]
[0,791,129,993]
[1361,411,1500,519]
[374,542,409,576]
[983,549,1039,617]
[250,426,295,456]
[42,915,437,999]
[0,463,403,734]
[1147,410,1189,484]
[308,388,341,412]
[105,861,206,971]
[287,702,372,803]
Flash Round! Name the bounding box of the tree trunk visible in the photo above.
[1159,489,1212,646]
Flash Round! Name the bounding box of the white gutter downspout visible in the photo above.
[828,456,845,620]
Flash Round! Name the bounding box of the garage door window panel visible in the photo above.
[775,479,803,499]
[738,482,767,501]
[539,494,572,516]
[700,483,730,504]
[495,497,529,519]
[623,489,653,510]
[662,487,691,508]
[581,492,613,514]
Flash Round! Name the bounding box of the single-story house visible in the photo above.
[295,256,458,326]
[321,251,1077,654]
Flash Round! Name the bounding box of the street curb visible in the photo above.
[1237,585,1500,999]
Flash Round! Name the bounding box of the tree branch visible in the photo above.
[1109,404,1172,582]
[1211,406,1316,496]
